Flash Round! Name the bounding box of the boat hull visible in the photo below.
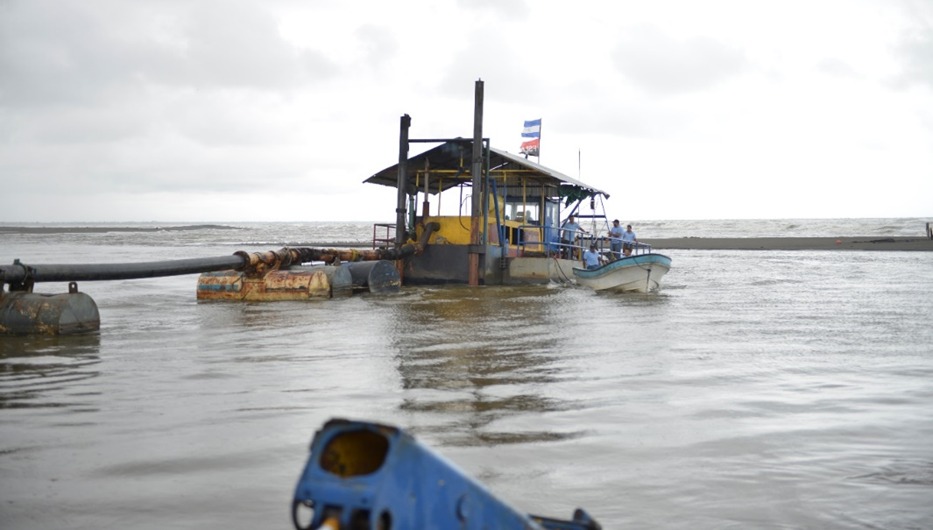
[572,253,672,293]
[400,244,580,285]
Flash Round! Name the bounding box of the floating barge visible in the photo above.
[364,80,616,286]
[0,80,646,335]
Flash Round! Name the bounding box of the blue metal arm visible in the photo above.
[292,418,601,530]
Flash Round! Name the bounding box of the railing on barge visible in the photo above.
[372,223,396,250]
[514,225,652,259]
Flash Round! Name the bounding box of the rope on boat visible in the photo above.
[549,254,574,285]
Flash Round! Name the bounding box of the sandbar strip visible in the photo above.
[643,237,933,251]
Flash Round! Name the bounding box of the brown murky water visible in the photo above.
[2,224,933,529]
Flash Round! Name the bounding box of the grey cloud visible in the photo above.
[162,1,316,89]
[0,0,338,109]
[894,28,933,88]
[0,1,154,107]
[884,0,933,89]
[611,26,748,95]
[3,105,150,144]
[436,28,539,102]
[355,25,399,70]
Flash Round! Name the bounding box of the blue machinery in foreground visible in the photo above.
[293,419,601,530]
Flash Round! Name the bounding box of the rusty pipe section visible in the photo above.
[232,248,304,277]
[288,221,439,264]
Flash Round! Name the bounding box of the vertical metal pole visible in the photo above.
[484,140,492,249]
[537,119,542,164]
[396,114,411,247]
[469,80,484,286]
[422,159,430,217]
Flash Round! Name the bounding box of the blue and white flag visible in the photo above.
[521,119,541,138]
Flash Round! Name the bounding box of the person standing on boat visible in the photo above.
[621,224,638,256]
[608,219,624,260]
[560,215,587,259]
[582,244,601,270]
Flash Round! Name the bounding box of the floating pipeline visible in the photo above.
[0,255,245,335]
[0,255,247,289]
[292,418,601,530]
[194,222,437,301]
[0,225,438,335]
[0,222,437,290]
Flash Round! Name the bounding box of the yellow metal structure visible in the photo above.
[418,215,547,256]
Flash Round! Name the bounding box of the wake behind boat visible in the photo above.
[573,245,672,293]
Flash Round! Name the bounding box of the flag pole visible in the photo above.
[537,119,542,164]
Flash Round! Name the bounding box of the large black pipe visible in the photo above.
[1,221,439,289]
[1,255,246,286]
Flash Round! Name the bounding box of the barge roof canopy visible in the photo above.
[363,139,609,199]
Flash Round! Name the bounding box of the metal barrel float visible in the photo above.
[0,282,100,335]
[292,418,601,530]
[197,264,353,301]
[345,260,400,294]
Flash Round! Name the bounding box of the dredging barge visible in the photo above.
[1,80,632,335]
[364,80,613,286]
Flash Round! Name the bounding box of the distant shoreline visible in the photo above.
[643,237,933,251]
[3,226,932,251]
[0,224,239,234]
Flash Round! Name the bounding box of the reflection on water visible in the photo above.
[0,334,102,410]
[851,460,933,486]
[387,286,588,445]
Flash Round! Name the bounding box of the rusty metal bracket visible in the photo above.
[5,259,35,293]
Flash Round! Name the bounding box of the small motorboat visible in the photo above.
[572,247,672,293]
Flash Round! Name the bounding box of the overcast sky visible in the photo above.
[1,0,931,223]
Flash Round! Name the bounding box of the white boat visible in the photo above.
[572,248,672,293]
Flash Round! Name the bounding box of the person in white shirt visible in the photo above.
[608,219,623,260]
[560,215,587,259]
[582,244,601,270]
[621,224,637,256]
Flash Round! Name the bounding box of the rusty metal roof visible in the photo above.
[363,139,609,198]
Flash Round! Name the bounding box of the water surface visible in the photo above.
[2,220,932,529]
